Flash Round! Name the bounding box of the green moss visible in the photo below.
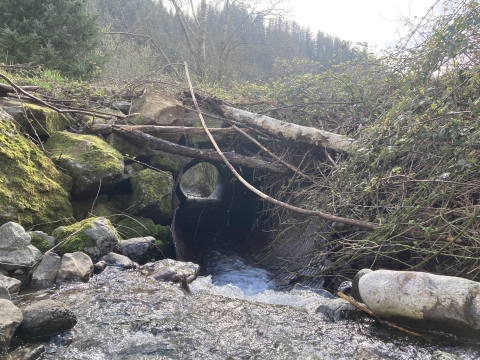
[14,103,70,136]
[30,233,51,253]
[106,133,155,158]
[130,169,173,222]
[155,224,174,258]
[115,216,158,239]
[54,217,98,256]
[150,152,186,174]
[44,131,124,175]
[0,119,73,233]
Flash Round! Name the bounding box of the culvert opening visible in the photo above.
[179,162,219,199]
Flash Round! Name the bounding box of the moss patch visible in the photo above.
[30,233,51,253]
[13,103,70,136]
[115,216,158,239]
[130,169,174,223]
[45,132,124,175]
[0,118,73,233]
[54,217,98,256]
[150,152,186,174]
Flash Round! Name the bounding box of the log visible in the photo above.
[212,101,355,151]
[90,124,246,135]
[0,83,40,93]
[112,126,290,174]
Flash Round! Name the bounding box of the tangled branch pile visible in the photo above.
[218,0,480,281]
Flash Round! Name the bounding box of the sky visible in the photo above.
[291,0,439,50]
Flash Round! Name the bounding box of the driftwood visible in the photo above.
[208,100,355,151]
[90,124,247,135]
[112,126,290,174]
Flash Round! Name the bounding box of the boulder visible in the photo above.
[317,298,362,322]
[56,252,93,284]
[106,133,156,158]
[54,217,121,260]
[93,260,107,272]
[130,92,184,130]
[0,286,10,300]
[1,99,70,136]
[121,236,156,264]
[0,299,23,352]
[358,270,480,338]
[140,259,199,284]
[351,268,373,302]
[44,131,124,199]
[15,300,77,341]
[0,274,22,293]
[183,110,227,146]
[31,252,61,289]
[100,252,136,269]
[0,222,42,267]
[0,112,73,232]
[149,151,187,175]
[129,169,174,223]
[28,231,55,253]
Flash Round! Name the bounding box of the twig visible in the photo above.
[184,61,378,231]
[337,292,422,337]
[258,101,362,114]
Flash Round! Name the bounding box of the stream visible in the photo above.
[6,251,480,360]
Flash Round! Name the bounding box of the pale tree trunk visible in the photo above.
[216,103,355,151]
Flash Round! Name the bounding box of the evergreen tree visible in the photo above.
[0,0,101,78]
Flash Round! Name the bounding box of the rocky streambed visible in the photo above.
[1,255,480,360]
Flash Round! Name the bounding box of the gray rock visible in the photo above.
[317,298,362,322]
[121,236,156,264]
[432,351,462,360]
[351,268,373,302]
[0,286,10,300]
[100,252,136,269]
[0,299,23,352]
[0,274,22,293]
[111,100,131,114]
[0,222,42,267]
[358,270,480,337]
[0,269,7,276]
[56,252,93,284]
[94,260,107,272]
[15,300,77,341]
[140,259,200,284]
[23,345,45,360]
[31,252,61,289]
[83,218,122,260]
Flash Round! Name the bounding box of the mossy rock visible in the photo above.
[1,100,70,136]
[54,217,121,260]
[29,231,55,253]
[106,133,156,158]
[0,110,73,233]
[155,224,174,258]
[71,194,125,222]
[115,216,159,239]
[130,169,174,223]
[150,151,187,174]
[44,132,124,199]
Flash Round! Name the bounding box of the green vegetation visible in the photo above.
[30,233,52,253]
[0,117,73,233]
[0,0,102,78]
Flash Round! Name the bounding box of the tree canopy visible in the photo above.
[0,0,102,78]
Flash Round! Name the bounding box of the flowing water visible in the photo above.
[7,252,480,360]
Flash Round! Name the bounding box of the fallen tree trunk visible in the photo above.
[209,100,355,151]
[112,126,290,174]
[91,124,247,135]
[0,83,40,94]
